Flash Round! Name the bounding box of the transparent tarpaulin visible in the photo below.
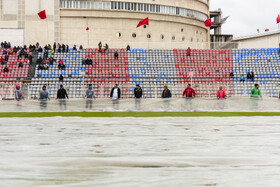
[1,97,279,112]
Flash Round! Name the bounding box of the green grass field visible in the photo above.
[0,112,280,117]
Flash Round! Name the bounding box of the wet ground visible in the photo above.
[1,117,280,186]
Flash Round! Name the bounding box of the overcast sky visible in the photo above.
[210,0,280,37]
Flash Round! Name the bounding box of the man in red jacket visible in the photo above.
[183,84,196,111]
[217,86,226,99]
[183,84,196,98]
[216,86,226,110]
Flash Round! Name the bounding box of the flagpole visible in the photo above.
[277,23,280,49]
[87,18,89,48]
[148,25,150,50]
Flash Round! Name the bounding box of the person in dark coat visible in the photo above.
[110,84,121,110]
[251,71,255,82]
[229,72,234,78]
[3,66,9,73]
[162,85,172,98]
[59,74,64,82]
[162,85,172,109]
[126,45,131,51]
[98,41,102,51]
[134,84,143,110]
[247,72,251,81]
[114,52,119,60]
[57,85,69,110]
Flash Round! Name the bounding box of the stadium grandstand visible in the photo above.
[0,42,279,100]
[0,0,278,101]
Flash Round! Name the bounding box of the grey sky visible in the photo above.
[210,0,280,37]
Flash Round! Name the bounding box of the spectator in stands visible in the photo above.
[84,84,95,109]
[37,57,43,65]
[15,85,24,101]
[38,46,43,53]
[57,85,69,110]
[250,84,261,98]
[183,84,195,110]
[114,52,119,60]
[58,59,66,69]
[39,85,50,110]
[79,45,83,51]
[50,49,54,55]
[2,49,7,55]
[13,46,17,53]
[53,42,56,52]
[83,58,92,65]
[38,64,44,70]
[44,50,48,58]
[247,72,251,81]
[105,44,109,54]
[3,66,9,73]
[62,44,66,53]
[59,74,64,83]
[187,47,191,56]
[240,74,245,82]
[66,45,69,53]
[43,63,49,70]
[18,62,23,68]
[4,55,9,63]
[126,45,131,51]
[110,84,121,110]
[0,57,4,65]
[229,72,234,78]
[251,72,255,82]
[134,84,142,110]
[98,41,102,52]
[217,86,226,99]
[73,45,77,51]
[49,57,55,65]
[29,55,33,64]
[36,42,39,48]
[8,49,13,54]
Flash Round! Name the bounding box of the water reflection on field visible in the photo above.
[1,117,280,186]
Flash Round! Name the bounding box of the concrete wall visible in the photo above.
[0,0,209,49]
[234,33,280,49]
[60,9,209,49]
[0,0,59,46]
[0,28,24,46]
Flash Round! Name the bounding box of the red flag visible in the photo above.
[86,27,89,31]
[38,10,47,20]
[277,14,280,24]
[204,19,211,27]
[136,17,149,28]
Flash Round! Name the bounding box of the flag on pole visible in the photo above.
[277,14,280,24]
[204,19,211,27]
[136,17,149,28]
[38,10,47,20]
[86,27,89,31]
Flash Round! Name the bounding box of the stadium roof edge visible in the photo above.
[233,30,280,41]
